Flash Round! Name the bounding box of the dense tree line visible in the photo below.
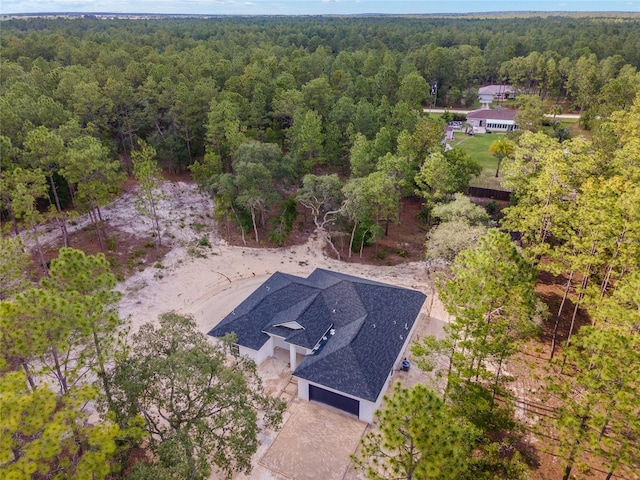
[2,16,639,248]
[0,248,284,479]
[395,95,640,480]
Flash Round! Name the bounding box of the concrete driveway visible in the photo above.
[259,398,367,480]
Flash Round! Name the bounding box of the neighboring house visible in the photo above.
[466,107,518,133]
[208,268,426,423]
[478,84,516,105]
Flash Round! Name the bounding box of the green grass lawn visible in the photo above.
[542,117,589,140]
[449,132,503,189]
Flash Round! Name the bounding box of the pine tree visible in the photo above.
[413,230,540,421]
[132,140,165,248]
[0,371,124,480]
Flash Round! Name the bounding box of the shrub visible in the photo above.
[485,200,498,216]
[268,231,286,247]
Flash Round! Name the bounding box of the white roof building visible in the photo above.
[479,85,516,105]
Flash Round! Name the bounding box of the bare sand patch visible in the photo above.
[117,229,450,338]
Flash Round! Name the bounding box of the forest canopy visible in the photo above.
[1,14,640,479]
[3,14,638,249]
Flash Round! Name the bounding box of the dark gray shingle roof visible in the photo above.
[208,268,426,402]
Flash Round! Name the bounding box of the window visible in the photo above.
[273,321,305,330]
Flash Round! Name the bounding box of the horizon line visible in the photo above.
[3,10,639,16]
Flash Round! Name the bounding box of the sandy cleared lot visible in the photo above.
[116,229,450,480]
[104,183,453,480]
[25,181,451,480]
[117,228,450,337]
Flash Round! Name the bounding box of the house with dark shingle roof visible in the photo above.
[208,268,426,422]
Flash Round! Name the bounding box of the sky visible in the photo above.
[1,0,639,15]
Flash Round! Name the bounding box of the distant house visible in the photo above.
[466,107,518,133]
[479,85,516,105]
[208,268,426,423]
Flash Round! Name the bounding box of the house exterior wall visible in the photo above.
[358,398,378,424]
[469,118,517,133]
[237,345,258,363]
[479,88,516,104]
[239,338,273,365]
[298,378,310,400]
[272,335,289,350]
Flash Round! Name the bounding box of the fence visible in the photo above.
[468,186,512,201]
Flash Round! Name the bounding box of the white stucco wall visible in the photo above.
[297,378,310,400]
[271,335,289,350]
[239,337,273,365]
[238,345,258,363]
[358,399,378,423]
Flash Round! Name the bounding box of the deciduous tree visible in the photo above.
[296,174,344,229]
[111,313,284,480]
[415,149,481,205]
[514,94,545,133]
[234,159,276,243]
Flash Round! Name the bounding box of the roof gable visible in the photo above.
[263,293,333,349]
[272,321,304,330]
[208,274,319,350]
